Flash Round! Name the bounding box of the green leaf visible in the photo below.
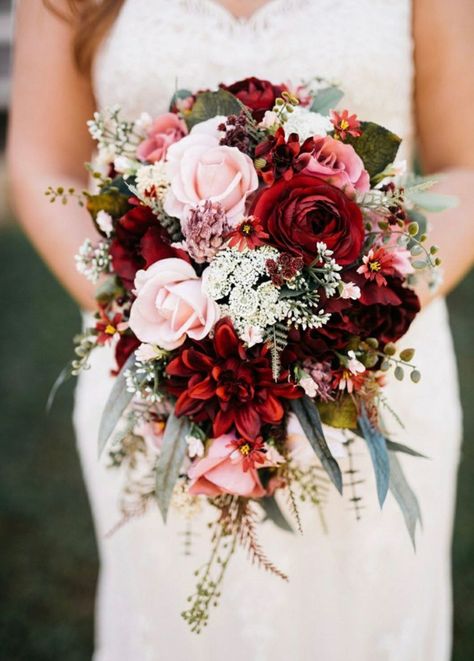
[346,121,401,181]
[185,90,243,130]
[310,86,344,115]
[98,353,135,457]
[385,439,428,459]
[358,406,390,507]
[406,191,458,212]
[388,451,422,549]
[155,411,191,522]
[46,364,72,413]
[86,190,130,223]
[318,396,358,429]
[260,496,294,533]
[290,397,343,494]
[399,348,415,362]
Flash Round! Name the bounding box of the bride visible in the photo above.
[7,1,474,659]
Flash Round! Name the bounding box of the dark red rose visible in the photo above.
[349,279,420,345]
[109,198,188,289]
[252,175,364,266]
[165,318,301,440]
[221,77,286,121]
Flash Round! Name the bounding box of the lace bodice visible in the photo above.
[94,0,414,160]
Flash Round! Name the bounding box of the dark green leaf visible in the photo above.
[185,90,243,130]
[310,86,344,115]
[358,405,390,507]
[98,353,135,457]
[346,121,401,181]
[155,411,191,522]
[388,451,422,549]
[386,439,428,459]
[86,191,130,224]
[260,496,294,533]
[290,397,343,494]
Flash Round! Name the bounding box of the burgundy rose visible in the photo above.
[221,77,286,121]
[109,199,188,289]
[252,175,364,265]
[165,318,301,440]
[114,333,140,373]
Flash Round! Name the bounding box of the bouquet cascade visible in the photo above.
[48,76,454,632]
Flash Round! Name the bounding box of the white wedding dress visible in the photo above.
[73,1,463,659]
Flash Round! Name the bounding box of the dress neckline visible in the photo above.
[182,0,307,28]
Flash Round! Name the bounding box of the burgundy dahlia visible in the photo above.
[165,318,302,440]
[255,128,314,185]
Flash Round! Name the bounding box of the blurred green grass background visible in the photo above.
[0,222,472,659]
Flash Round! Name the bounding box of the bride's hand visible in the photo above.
[7,1,97,310]
[414,0,474,306]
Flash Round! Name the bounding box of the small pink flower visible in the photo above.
[129,258,219,350]
[137,112,187,163]
[299,375,318,398]
[330,109,362,140]
[164,122,258,227]
[188,433,267,498]
[299,135,369,196]
[357,246,398,286]
[340,281,361,300]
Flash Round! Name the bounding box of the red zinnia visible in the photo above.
[226,216,269,251]
[330,110,362,141]
[165,319,301,440]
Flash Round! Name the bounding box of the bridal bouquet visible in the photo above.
[49,77,453,632]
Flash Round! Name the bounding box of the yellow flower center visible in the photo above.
[239,443,251,456]
[105,324,116,335]
[369,260,381,272]
[340,119,350,130]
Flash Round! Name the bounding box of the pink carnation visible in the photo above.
[299,135,369,196]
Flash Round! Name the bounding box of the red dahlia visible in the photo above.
[165,319,302,440]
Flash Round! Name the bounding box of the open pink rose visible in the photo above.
[188,433,266,498]
[129,258,219,350]
[136,112,187,162]
[164,124,258,227]
[300,135,370,196]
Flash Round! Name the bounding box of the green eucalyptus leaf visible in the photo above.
[318,396,358,429]
[358,406,390,507]
[407,191,458,212]
[388,451,422,549]
[346,121,401,181]
[310,86,344,115]
[399,348,415,362]
[290,397,343,494]
[98,353,135,457]
[169,88,193,112]
[260,496,294,533]
[185,90,243,130]
[46,364,72,413]
[385,439,428,459]
[86,190,130,223]
[155,412,191,522]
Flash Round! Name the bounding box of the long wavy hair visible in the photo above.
[45,0,125,73]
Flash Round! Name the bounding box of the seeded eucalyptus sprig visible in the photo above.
[358,337,421,383]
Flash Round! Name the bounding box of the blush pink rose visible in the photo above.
[188,433,266,498]
[299,135,370,196]
[164,123,258,227]
[129,258,219,350]
[137,112,187,162]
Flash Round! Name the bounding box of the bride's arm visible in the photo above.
[7,1,97,310]
[414,0,474,305]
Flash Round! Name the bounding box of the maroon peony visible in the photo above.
[221,77,286,121]
[165,318,301,440]
[109,198,188,289]
[252,175,364,266]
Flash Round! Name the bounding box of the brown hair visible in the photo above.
[45,0,124,73]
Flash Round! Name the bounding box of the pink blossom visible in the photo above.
[129,258,219,350]
[188,433,267,498]
[340,281,361,300]
[164,123,258,226]
[299,135,369,196]
[137,112,187,163]
[299,375,318,398]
